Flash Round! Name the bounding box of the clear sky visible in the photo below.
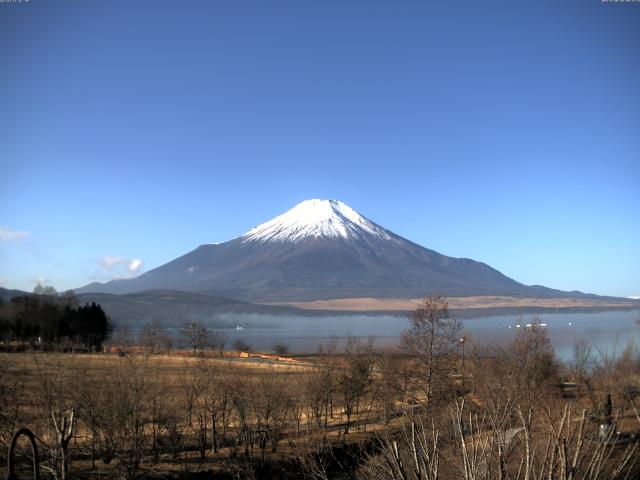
[1,0,638,297]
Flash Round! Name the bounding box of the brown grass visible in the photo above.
[268,295,638,311]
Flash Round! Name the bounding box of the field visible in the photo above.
[1,319,640,480]
[270,295,640,312]
[0,349,394,479]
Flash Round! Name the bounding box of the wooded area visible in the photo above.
[0,287,111,351]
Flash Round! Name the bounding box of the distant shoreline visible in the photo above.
[281,305,640,319]
[267,296,640,318]
[451,304,640,319]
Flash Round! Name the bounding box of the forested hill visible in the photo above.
[0,287,111,349]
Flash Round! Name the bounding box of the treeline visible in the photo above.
[0,337,409,479]
[0,285,111,350]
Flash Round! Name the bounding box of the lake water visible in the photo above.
[118,309,640,363]
[215,309,640,362]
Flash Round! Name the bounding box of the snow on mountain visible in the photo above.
[76,198,614,302]
[241,199,392,243]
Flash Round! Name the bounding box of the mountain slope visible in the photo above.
[0,286,30,303]
[76,199,590,301]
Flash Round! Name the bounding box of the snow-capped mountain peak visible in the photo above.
[241,199,392,242]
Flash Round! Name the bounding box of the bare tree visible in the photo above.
[251,373,292,465]
[339,336,374,434]
[375,348,406,424]
[233,338,252,353]
[85,352,154,479]
[181,320,209,355]
[160,334,174,355]
[368,400,639,480]
[509,319,559,405]
[210,331,228,356]
[272,342,289,355]
[229,373,255,458]
[573,339,595,378]
[111,330,135,352]
[184,361,209,459]
[34,354,82,480]
[33,283,58,298]
[401,295,462,406]
[203,364,233,453]
[364,414,440,480]
[304,339,339,436]
[138,320,161,353]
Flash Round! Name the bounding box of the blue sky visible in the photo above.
[1,0,638,297]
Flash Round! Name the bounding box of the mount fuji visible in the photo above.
[76,199,587,301]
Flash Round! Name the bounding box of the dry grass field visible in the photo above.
[1,299,639,479]
[0,349,399,479]
[270,295,639,312]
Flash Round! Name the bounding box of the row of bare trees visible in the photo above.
[360,297,640,480]
[116,320,230,356]
[365,400,638,480]
[1,296,638,479]
[0,342,403,479]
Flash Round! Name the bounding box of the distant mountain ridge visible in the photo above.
[76,199,611,302]
[0,287,28,303]
[73,290,306,327]
[2,286,637,330]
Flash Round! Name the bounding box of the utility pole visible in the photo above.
[460,336,466,390]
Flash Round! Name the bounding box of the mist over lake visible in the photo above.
[120,309,640,362]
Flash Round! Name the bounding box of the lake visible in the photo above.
[117,309,640,363]
[215,309,640,362]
